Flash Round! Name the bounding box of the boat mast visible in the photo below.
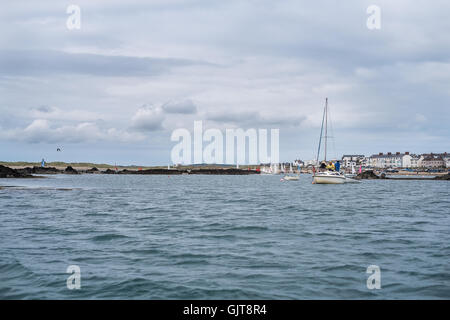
[316,98,326,164]
[324,98,328,162]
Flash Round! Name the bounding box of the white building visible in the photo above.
[444,153,450,168]
[369,152,413,168]
[303,159,318,167]
[341,155,365,168]
[409,154,422,168]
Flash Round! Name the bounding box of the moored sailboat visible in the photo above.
[312,98,346,184]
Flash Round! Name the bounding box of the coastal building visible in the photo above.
[425,152,449,168]
[293,159,305,168]
[341,155,365,168]
[360,157,370,167]
[303,159,318,168]
[420,153,446,168]
[401,152,413,168]
[368,152,412,168]
[444,153,450,168]
[338,151,448,169]
[409,154,422,168]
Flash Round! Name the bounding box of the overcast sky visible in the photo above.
[1,0,449,165]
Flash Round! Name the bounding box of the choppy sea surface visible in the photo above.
[0,174,449,299]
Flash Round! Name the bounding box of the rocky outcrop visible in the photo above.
[64,166,78,174]
[434,173,450,180]
[0,165,32,178]
[356,170,382,179]
[101,168,260,175]
[86,167,99,173]
[187,168,259,175]
[131,169,183,175]
[118,169,134,174]
[16,166,61,174]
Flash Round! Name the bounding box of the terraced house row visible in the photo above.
[341,152,449,169]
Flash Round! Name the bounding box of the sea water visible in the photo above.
[0,174,449,299]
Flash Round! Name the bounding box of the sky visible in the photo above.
[0,0,449,165]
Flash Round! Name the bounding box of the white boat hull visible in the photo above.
[313,173,346,184]
[283,175,299,181]
[344,177,360,183]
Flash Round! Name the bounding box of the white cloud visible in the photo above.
[0,119,145,144]
[130,105,165,132]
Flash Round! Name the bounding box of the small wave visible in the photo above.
[90,233,130,241]
[227,225,269,232]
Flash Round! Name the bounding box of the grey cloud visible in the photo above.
[35,105,54,113]
[206,110,305,127]
[162,100,197,114]
[0,50,207,77]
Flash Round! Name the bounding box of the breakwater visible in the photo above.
[0,165,259,177]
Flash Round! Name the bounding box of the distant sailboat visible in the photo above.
[312,98,346,184]
[272,163,280,174]
[283,163,299,181]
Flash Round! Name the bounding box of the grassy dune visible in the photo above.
[0,161,259,170]
[0,161,152,169]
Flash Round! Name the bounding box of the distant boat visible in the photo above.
[272,163,280,174]
[283,175,299,181]
[345,163,357,178]
[312,98,346,184]
[283,163,299,181]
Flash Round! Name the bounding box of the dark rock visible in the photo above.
[434,173,450,180]
[136,169,182,175]
[86,167,99,173]
[16,166,60,174]
[32,166,61,174]
[356,170,381,179]
[103,168,259,175]
[15,167,33,174]
[0,165,32,178]
[188,168,259,175]
[64,166,78,174]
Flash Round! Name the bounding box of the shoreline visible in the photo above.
[1,164,448,180]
